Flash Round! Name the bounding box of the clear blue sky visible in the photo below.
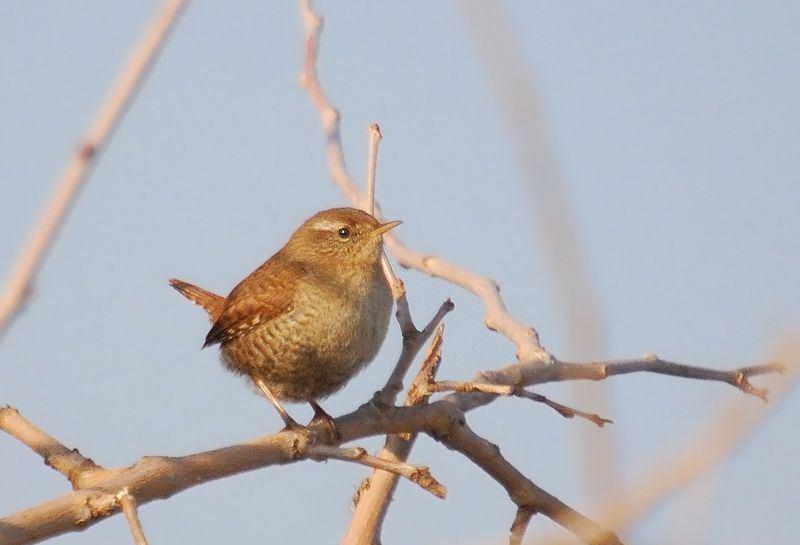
[1,2,798,544]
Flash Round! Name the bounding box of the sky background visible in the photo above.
[1,1,799,544]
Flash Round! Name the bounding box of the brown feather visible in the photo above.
[203,254,303,348]
[169,279,225,322]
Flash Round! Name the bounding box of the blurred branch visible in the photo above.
[0,0,187,340]
[455,0,619,502]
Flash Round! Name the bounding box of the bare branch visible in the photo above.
[516,390,612,427]
[542,357,786,402]
[3,346,786,545]
[534,355,799,545]
[343,326,446,545]
[365,123,381,217]
[445,357,785,416]
[429,382,612,427]
[378,299,453,404]
[310,445,446,499]
[296,0,546,364]
[118,490,149,545]
[0,406,109,488]
[440,420,623,545]
[509,506,535,545]
[0,0,187,339]
[456,0,617,500]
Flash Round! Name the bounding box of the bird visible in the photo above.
[169,207,400,435]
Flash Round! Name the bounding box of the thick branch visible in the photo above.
[2,351,784,545]
[0,0,186,339]
[0,407,109,488]
[440,420,622,545]
[0,389,597,545]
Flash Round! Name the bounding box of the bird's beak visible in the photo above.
[370,220,402,237]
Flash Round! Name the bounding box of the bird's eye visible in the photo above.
[337,227,351,240]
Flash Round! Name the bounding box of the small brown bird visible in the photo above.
[170,207,400,432]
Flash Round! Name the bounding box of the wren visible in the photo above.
[170,207,400,433]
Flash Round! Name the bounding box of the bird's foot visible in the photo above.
[308,401,340,443]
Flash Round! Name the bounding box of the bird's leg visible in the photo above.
[308,400,340,442]
[254,378,303,432]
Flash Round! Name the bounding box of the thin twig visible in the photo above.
[446,357,786,416]
[309,445,446,499]
[362,122,403,303]
[365,124,381,216]
[378,300,453,403]
[343,326,446,545]
[0,0,187,339]
[118,489,149,545]
[509,506,535,545]
[429,381,612,427]
[542,357,786,402]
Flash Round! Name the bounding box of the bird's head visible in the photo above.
[284,207,401,270]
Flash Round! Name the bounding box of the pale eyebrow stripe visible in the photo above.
[311,219,342,231]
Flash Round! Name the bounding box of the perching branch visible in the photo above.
[0,355,784,545]
[0,0,187,339]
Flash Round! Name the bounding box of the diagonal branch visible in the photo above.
[118,490,149,545]
[343,326,446,545]
[0,406,111,488]
[297,0,546,364]
[308,445,446,498]
[509,506,535,545]
[429,381,612,427]
[446,357,786,415]
[439,419,623,545]
[0,0,187,339]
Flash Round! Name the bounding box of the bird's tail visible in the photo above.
[169,278,225,322]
